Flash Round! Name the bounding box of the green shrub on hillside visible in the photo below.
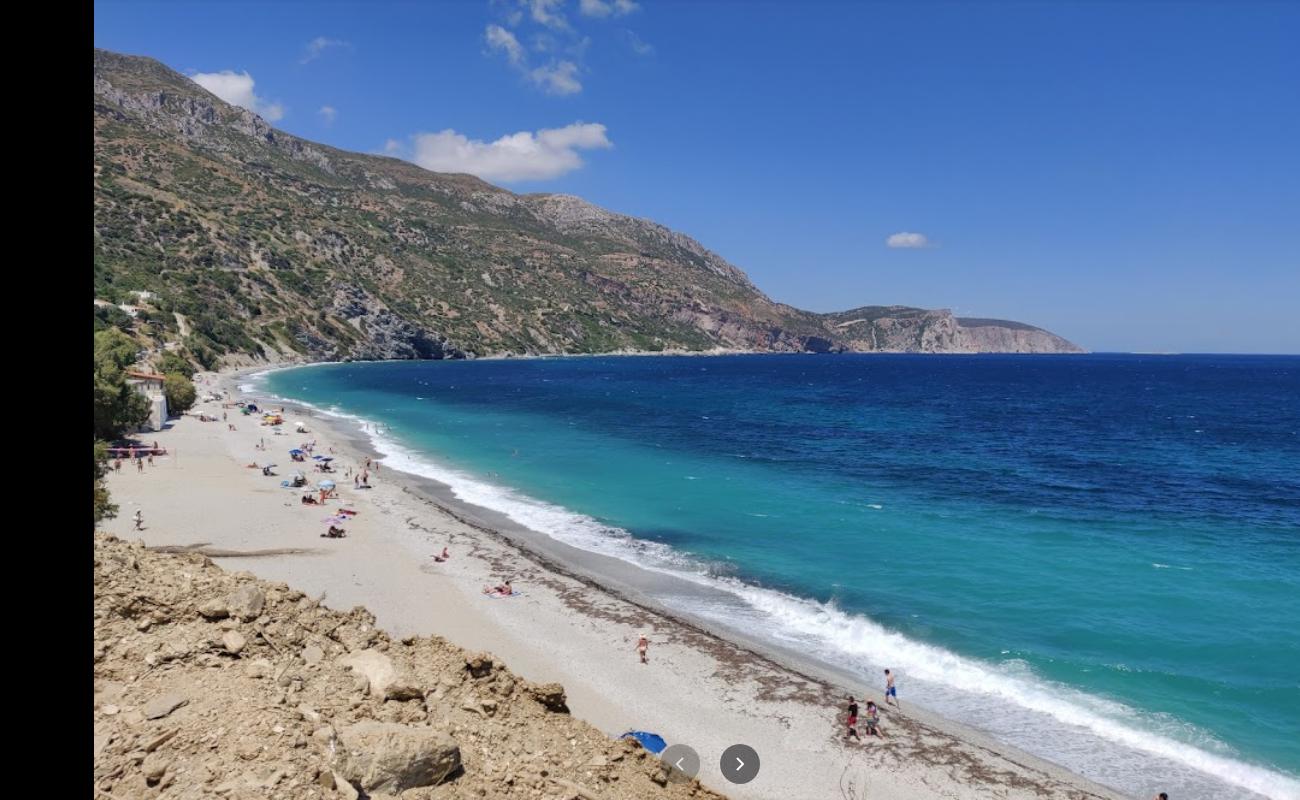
[158,351,196,378]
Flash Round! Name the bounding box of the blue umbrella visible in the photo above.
[620,732,666,754]
[318,479,336,490]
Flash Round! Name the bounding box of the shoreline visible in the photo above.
[102,363,1147,799]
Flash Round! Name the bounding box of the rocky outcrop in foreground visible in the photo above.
[93,533,726,799]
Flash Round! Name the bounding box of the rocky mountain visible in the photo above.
[823,306,1082,354]
[93,49,1083,364]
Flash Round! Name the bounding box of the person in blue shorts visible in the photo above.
[884,669,899,707]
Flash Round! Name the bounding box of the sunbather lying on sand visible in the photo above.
[481,580,514,596]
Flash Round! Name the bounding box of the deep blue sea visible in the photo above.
[262,354,1300,799]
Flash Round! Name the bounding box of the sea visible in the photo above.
[260,353,1300,799]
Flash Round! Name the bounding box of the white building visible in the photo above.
[125,370,169,432]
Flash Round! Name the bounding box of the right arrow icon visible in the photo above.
[720,744,759,784]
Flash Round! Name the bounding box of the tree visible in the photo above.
[94,440,117,524]
[163,372,196,414]
[158,351,196,378]
[93,328,149,440]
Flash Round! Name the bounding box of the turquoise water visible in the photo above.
[262,354,1300,799]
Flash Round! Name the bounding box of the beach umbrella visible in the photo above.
[289,449,304,455]
[318,479,336,490]
[620,732,667,754]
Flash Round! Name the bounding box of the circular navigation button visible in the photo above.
[659,743,700,783]
[720,743,760,784]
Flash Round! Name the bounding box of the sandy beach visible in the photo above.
[99,366,1128,800]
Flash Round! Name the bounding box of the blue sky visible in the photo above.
[95,1,1299,353]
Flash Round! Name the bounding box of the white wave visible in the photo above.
[724,585,1298,799]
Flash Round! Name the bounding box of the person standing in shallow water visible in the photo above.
[884,669,899,707]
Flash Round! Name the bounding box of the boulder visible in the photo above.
[225,585,265,621]
[339,649,397,698]
[526,682,569,713]
[221,630,247,655]
[197,598,229,620]
[384,678,424,702]
[465,652,493,679]
[142,692,188,720]
[334,722,461,794]
[301,644,324,666]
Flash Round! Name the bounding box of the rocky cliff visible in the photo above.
[824,307,1084,354]
[93,532,730,799]
[93,48,1083,364]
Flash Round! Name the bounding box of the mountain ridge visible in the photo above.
[93,48,1085,365]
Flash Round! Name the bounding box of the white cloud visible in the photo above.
[530,60,582,95]
[624,30,654,56]
[579,0,639,17]
[525,0,570,30]
[486,25,525,66]
[487,24,582,95]
[390,122,612,182]
[190,70,285,121]
[318,105,337,126]
[886,232,932,249]
[301,37,351,64]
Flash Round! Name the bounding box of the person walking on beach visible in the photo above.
[113,458,122,473]
[147,453,154,467]
[133,510,144,531]
[136,457,144,473]
[636,633,650,664]
[844,696,860,741]
[884,669,899,707]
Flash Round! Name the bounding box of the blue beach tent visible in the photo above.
[620,731,666,754]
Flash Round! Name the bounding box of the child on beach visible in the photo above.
[845,696,860,741]
[864,701,885,739]
[433,547,451,563]
[636,633,649,664]
[133,510,144,531]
